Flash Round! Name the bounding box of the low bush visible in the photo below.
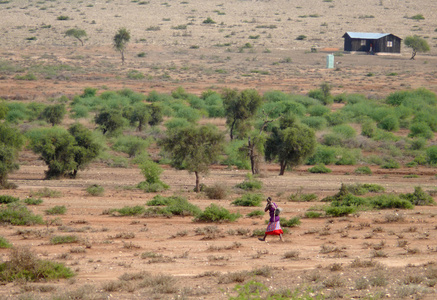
[308,164,331,173]
[30,188,62,198]
[0,195,19,204]
[45,205,67,215]
[193,204,241,222]
[146,195,201,216]
[305,211,322,218]
[280,217,301,227]
[400,186,435,206]
[0,247,74,282]
[246,210,264,218]
[0,203,44,225]
[231,193,263,207]
[204,183,227,199]
[235,174,263,191]
[381,158,400,169]
[0,236,12,248]
[86,184,104,196]
[109,205,146,216]
[370,194,414,209]
[354,166,372,175]
[23,198,43,205]
[324,206,356,217]
[50,235,79,245]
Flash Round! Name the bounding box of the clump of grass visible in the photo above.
[86,184,104,196]
[354,166,372,175]
[288,188,318,202]
[0,247,74,281]
[246,210,264,218]
[30,188,62,198]
[280,217,301,227]
[50,235,79,245]
[193,204,241,222]
[232,193,263,207]
[0,195,20,204]
[235,174,263,191]
[283,250,300,260]
[45,205,67,215]
[106,205,145,216]
[23,198,43,205]
[146,195,201,217]
[305,211,322,218]
[0,236,12,248]
[308,164,332,173]
[0,203,44,225]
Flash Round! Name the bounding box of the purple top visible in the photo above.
[268,202,280,222]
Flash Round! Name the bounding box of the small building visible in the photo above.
[342,32,402,54]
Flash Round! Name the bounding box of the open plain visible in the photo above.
[1,0,437,299]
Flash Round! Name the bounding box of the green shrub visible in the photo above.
[381,158,400,169]
[332,124,356,139]
[0,236,12,248]
[57,15,70,20]
[45,205,66,215]
[307,145,337,165]
[354,166,372,175]
[235,174,263,190]
[222,140,250,170]
[0,203,44,225]
[50,235,78,244]
[301,116,327,130]
[361,120,377,138]
[14,73,37,80]
[232,193,263,207]
[308,164,331,173]
[0,195,19,204]
[335,148,360,165]
[410,138,427,150]
[305,211,322,218]
[0,247,74,282]
[426,145,437,165]
[126,70,145,80]
[86,184,104,196]
[308,105,330,116]
[296,35,307,40]
[70,104,89,119]
[112,135,150,157]
[378,115,399,131]
[280,217,301,227]
[203,17,216,24]
[409,122,433,139]
[194,204,241,222]
[137,159,169,192]
[204,183,227,200]
[400,186,435,206]
[111,205,146,216]
[325,206,356,217]
[23,198,43,205]
[370,194,414,209]
[246,210,264,218]
[146,195,201,216]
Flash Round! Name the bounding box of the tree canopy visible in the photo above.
[65,28,87,46]
[404,35,430,60]
[40,104,66,126]
[160,124,224,192]
[265,116,316,175]
[222,89,262,140]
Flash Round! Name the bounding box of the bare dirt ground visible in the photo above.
[1,0,437,299]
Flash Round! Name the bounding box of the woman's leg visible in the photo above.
[259,233,267,241]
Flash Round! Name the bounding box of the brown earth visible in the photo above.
[1,0,437,299]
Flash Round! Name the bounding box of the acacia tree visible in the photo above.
[160,124,224,192]
[28,127,77,179]
[265,115,316,175]
[404,35,430,60]
[0,124,24,188]
[40,104,66,126]
[65,28,87,46]
[94,108,124,135]
[68,123,101,178]
[113,27,131,65]
[222,89,263,140]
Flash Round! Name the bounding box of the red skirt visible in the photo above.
[265,221,283,235]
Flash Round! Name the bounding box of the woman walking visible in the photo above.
[259,197,283,242]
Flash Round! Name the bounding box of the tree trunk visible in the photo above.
[279,161,287,176]
[195,171,200,192]
[229,119,236,141]
[410,50,417,60]
[138,120,143,132]
[121,51,125,65]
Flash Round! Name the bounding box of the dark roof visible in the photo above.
[343,32,401,40]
